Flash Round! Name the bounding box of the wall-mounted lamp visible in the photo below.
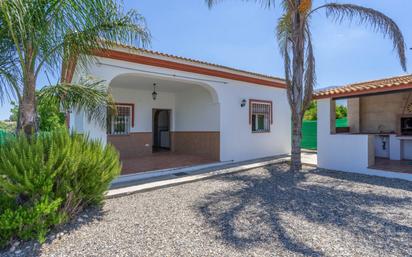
[152,83,158,100]
[240,99,247,108]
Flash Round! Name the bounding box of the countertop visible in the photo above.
[395,136,412,140]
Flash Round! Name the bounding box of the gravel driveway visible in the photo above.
[3,164,412,257]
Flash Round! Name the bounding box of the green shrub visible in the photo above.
[0,122,16,133]
[336,105,348,119]
[304,101,317,121]
[0,129,121,247]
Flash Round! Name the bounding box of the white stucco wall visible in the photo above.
[111,87,176,132]
[70,56,291,162]
[174,87,219,132]
[404,141,412,160]
[211,81,291,161]
[318,98,372,172]
[70,108,107,144]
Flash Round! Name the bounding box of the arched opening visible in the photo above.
[107,73,220,174]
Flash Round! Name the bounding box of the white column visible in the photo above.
[317,98,332,167]
[317,98,334,137]
[389,135,401,160]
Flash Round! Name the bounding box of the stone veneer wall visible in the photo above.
[347,98,360,133]
[347,91,412,133]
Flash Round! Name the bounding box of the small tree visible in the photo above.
[8,101,18,122]
[0,0,150,135]
[206,0,406,171]
[336,105,348,120]
[303,101,317,121]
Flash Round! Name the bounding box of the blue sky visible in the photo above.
[0,0,411,120]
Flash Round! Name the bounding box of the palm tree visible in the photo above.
[0,0,150,135]
[206,0,406,172]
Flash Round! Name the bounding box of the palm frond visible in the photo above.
[284,41,294,109]
[276,12,291,52]
[37,77,116,128]
[38,0,151,78]
[0,0,151,87]
[0,1,21,103]
[0,64,20,103]
[0,40,21,103]
[0,0,150,132]
[319,3,407,71]
[302,25,315,113]
[276,13,293,107]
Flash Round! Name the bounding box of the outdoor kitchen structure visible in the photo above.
[315,75,412,181]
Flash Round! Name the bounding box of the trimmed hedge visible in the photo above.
[0,129,121,248]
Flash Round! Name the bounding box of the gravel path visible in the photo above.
[3,164,412,257]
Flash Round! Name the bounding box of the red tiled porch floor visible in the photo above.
[370,158,412,174]
[120,152,217,175]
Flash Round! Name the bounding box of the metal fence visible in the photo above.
[301,118,348,150]
[0,130,8,145]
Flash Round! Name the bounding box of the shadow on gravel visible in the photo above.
[196,165,412,257]
[3,207,106,257]
[313,168,412,192]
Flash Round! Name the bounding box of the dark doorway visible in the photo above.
[152,109,171,152]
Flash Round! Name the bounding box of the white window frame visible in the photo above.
[250,100,272,133]
[107,104,133,135]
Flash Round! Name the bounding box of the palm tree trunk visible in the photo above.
[18,68,37,135]
[291,110,302,171]
[17,43,38,135]
[289,1,305,172]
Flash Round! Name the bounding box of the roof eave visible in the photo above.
[90,48,287,89]
[313,82,412,100]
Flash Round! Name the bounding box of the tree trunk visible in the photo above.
[18,69,37,135]
[291,110,302,171]
[289,0,305,172]
[17,43,38,135]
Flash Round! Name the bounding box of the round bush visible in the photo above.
[0,129,121,247]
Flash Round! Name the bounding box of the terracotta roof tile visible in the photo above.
[314,74,412,99]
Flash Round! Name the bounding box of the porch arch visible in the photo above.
[106,72,221,166]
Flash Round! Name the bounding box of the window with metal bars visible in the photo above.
[107,105,132,135]
[250,100,272,133]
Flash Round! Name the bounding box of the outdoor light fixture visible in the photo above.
[152,83,158,100]
[241,99,247,107]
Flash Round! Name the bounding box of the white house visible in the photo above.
[315,75,412,181]
[66,44,291,174]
